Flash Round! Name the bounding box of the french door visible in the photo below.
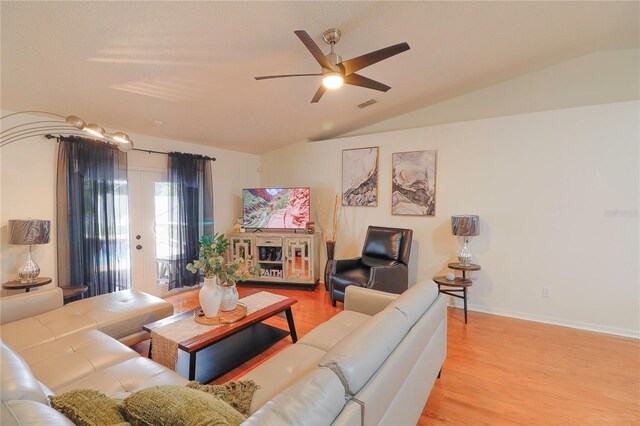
[128,169,194,297]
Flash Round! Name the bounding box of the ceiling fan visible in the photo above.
[255,29,410,103]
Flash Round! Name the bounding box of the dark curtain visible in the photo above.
[168,152,214,289]
[56,136,130,297]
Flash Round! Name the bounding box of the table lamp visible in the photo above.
[8,219,50,283]
[451,215,479,266]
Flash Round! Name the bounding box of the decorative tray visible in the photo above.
[193,302,247,325]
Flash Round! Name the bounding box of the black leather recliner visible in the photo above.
[329,226,413,306]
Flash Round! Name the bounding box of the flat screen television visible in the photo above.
[243,187,310,230]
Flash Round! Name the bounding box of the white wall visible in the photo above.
[260,101,640,337]
[0,112,260,294]
[345,49,640,138]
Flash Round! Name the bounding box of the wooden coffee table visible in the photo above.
[143,289,298,382]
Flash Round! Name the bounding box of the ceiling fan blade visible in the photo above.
[294,30,333,70]
[311,85,326,103]
[341,42,410,75]
[344,73,391,92]
[255,73,321,80]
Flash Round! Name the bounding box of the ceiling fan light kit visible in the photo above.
[0,111,134,151]
[255,28,410,103]
[322,71,344,89]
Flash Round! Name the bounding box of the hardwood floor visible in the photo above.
[423,310,639,425]
[136,285,640,425]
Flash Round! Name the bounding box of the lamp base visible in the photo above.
[18,246,40,283]
[457,239,472,266]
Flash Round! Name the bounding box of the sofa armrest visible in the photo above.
[0,288,63,325]
[331,257,362,274]
[2,400,75,426]
[344,286,398,316]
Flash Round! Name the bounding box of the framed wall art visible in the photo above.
[392,150,437,216]
[342,147,378,207]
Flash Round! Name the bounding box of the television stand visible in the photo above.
[228,232,319,290]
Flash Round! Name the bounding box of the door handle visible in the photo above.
[136,245,143,250]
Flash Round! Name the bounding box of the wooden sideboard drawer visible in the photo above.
[256,237,283,247]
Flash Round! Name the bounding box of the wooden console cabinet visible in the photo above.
[228,232,320,289]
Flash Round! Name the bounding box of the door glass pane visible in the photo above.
[113,180,131,289]
[154,182,179,285]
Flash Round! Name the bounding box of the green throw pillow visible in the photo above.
[187,380,260,416]
[49,389,129,426]
[123,385,246,426]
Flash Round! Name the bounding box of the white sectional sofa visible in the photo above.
[0,287,174,351]
[1,279,446,425]
[1,288,186,425]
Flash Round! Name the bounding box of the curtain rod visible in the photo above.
[132,148,216,162]
[44,134,216,161]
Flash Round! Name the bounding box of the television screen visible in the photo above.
[243,187,310,229]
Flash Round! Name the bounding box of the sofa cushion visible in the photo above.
[1,400,74,426]
[243,367,346,426]
[18,330,139,392]
[0,290,173,352]
[123,385,245,426]
[362,227,403,261]
[0,340,49,405]
[67,290,173,341]
[319,307,411,395]
[331,267,371,292]
[0,316,94,353]
[241,342,326,414]
[0,288,63,325]
[187,380,259,417]
[387,279,440,325]
[361,255,399,268]
[299,310,371,352]
[53,357,188,397]
[38,380,55,399]
[49,389,127,426]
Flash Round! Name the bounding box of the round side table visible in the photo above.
[2,277,52,293]
[433,276,473,324]
[447,263,481,279]
[60,285,89,303]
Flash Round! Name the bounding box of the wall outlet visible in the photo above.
[542,287,551,298]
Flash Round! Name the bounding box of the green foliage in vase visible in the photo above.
[186,233,262,285]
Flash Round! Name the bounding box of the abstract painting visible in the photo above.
[342,147,378,207]
[392,150,436,216]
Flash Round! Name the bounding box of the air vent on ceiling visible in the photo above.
[357,99,377,109]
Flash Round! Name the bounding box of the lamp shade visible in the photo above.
[8,219,51,245]
[451,215,479,237]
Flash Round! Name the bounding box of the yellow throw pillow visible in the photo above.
[49,389,129,426]
[187,380,260,416]
[123,385,245,426]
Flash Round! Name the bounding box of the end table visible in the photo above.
[447,263,481,279]
[60,285,89,303]
[2,277,52,293]
[434,263,481,324]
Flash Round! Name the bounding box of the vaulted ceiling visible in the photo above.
[1,1,638,154]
